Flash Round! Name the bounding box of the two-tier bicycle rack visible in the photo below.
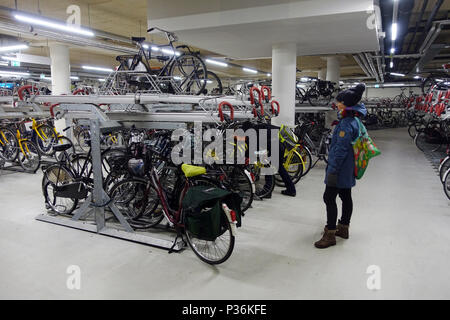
[8,91,262,252]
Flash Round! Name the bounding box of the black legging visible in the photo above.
[323,186,353,230]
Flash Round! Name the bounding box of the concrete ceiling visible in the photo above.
[0,0,371,81]
[147,0,379,59]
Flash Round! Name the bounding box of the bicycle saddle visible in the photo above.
[53,143,72,152]
[181,164,206,178]
[131,37,146,43]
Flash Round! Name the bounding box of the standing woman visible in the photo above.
[314,84,367,249]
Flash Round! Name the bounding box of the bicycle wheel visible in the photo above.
[443,168,450,200]
[76,128,90,152]
[307,89,320,106]
[0,128,19,161]
[296,87,306,104]
[42,165,78,215]
[275,150,304,186]
[299,145,313,176]
[199,70,223,95]
[252,166,275,198]
[408,124,418,139]
[110,178,161,224]
[227,166,253,213]
[439,156,450,183]
[36,125,58,156]
[184,209,235,265]
[169,53,207,95]
[18,140,41,172]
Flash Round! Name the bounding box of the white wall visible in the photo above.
[364,86,422,99]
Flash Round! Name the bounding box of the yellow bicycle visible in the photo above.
[15,122,41,172]
[32,118,74,157]
[0,125,19,162]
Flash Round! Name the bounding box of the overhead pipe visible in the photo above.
[364,52,380,82]
[413,0,444,54]
[358,53,378,81]
[419,20,450,54]
[353,54,372,78]
[376,55,384,83]
[406,0,429,54]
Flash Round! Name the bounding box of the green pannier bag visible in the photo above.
[352,117,381,179]
[182,185,242,241]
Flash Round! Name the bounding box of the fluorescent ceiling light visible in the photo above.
[206,59,228,67]
[390,61,394,68]
[391,23,397,41]
[1,56,16,61]
[300,77,309,82]
[70,76,79,80]
[384,83,405,87]
[0,44,28,52]
[436,79,444,82]
[98,78,106,82]
[14,14,94,37]
[242,67,257,74]
[0,70,30,77]
[414,76,420,79]
[82,65,113,73]
[267,73,271,77]
[390,48,395,54]
[390,72,405,77]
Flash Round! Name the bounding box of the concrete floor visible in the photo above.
[0,128,449,299]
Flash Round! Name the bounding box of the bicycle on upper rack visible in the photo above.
[115,26,209,95]
[296,78,335,106]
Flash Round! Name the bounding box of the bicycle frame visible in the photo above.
[148,165,189,228]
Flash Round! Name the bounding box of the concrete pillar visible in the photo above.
[49,43,71,135]
[326,56,340,85]
[318,68,327,80]
[271,43,297,127]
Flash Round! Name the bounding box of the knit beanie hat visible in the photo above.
[336,84,366,107]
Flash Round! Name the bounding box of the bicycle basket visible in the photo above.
[279,125,299,146]
[127,158,145,177]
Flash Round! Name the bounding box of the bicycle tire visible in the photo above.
[42,164,78,215]
[253,167,275,198]
[443,168,450,200]
[35,124,58,156]
[0,128,19,161]
[408,124,417,139]
[184,209,235,265]
[199,70,223,95]
[227,166,253,213]
[439,156,450,183]
[110,178,161,223]
[169,53,207,95]
[18,140,41,172]
[307,88,320,106]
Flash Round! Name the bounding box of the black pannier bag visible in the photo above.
[182,185,242,241]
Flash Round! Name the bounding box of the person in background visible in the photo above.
[314,84,367,249]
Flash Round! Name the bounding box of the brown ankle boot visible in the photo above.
[335,222,349,239]
[314,227,336,249]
